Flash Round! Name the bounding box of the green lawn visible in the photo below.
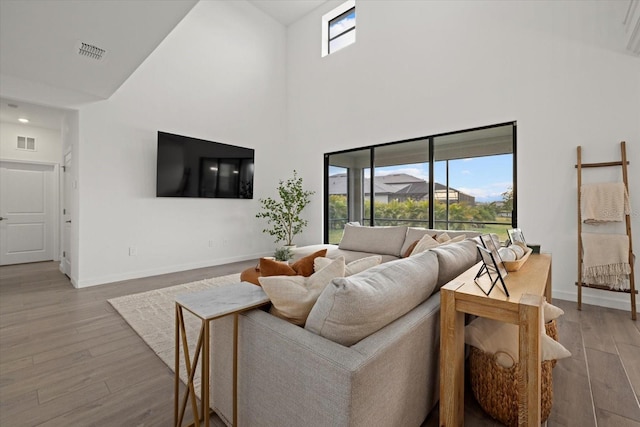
[327,221,511,245]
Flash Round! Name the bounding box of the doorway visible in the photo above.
[0,161,59,265]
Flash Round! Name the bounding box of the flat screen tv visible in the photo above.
[156,131,254,199]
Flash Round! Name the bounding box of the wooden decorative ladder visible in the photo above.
[576,141,636,320]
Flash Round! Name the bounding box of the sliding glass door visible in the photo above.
[324,122,516,243]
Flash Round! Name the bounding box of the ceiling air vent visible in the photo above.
[77,42,106,60]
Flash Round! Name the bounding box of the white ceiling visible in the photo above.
[0,0,327,131]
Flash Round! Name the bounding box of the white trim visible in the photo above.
[321,0,356,57]
[553,289,633,312]
[74,251,272,288]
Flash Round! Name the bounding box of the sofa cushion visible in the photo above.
[259,257,345,326]
[305,250,439,346]
[338,224,408,257]
[326,248,399,264]
[430,239,479,288]
[314,255,382,276]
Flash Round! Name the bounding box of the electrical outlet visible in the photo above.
[129,246,137,256]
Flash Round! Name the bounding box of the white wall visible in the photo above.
[287,1,640,310]
[0,122,62,164]
[75,0,288,286]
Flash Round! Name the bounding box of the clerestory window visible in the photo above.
[322,1,355,57]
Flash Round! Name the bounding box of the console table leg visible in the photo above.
[440,286,465,427]
[519,294,543,426]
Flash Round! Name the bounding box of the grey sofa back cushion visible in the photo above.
[338,224,408,257]
[305,250,439,346]
[430,239,479,288]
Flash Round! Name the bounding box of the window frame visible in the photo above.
[324,122,517,242]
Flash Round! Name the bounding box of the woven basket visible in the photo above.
[469,320,558,427]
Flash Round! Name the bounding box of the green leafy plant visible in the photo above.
[274,247,293,262]
[256,170,315,246]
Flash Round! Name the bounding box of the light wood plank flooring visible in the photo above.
[1,261,639,426]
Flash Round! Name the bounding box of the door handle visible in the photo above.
[0,217,4,220]
[66,220,71,224]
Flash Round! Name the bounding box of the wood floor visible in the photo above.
[1,261,639,426]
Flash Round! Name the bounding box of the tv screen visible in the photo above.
[156,131,254,199]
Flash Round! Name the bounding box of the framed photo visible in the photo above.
[507,228,526,246]
[475,245,510,297]
[479,234,508,279]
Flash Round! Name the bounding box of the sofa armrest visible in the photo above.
[212,293,441,427]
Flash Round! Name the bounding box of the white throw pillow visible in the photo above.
[465,317,571,368]
[259,257,346,326]
[543,300,564,322]
[436,232,451,243]
[314,255,382,276]
[410,234,440,255]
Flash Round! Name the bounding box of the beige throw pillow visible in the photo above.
[314,255,382,276]
[436,232,451,243]
[259,257,346,326]
[409,234,440,256]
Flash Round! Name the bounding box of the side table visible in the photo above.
[439,253,552,426]
[174,282,270,427]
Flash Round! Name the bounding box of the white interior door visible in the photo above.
[0,161,55,265]
[61,152,72,276]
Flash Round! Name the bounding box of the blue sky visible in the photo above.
[330,154,513,203]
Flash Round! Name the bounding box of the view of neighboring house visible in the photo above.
[328,173,475,205]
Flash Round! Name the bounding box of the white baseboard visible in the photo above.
[75,251,272,288]
[553,288,634,312]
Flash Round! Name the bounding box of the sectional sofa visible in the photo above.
[210,225,488,427]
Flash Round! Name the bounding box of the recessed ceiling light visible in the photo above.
[18,118,29,123]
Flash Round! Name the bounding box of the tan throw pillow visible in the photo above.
[290,249,328,277]
[314,255,382,276]
[260,249,327,278]
[259,257,296,277]
[410,234,440,256]
[259,257,345,326]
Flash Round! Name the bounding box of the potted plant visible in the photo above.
[274,247,293,262]
[256,170,315,247]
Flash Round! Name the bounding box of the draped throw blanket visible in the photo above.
[581,182,630,224]
[581,233,631,291]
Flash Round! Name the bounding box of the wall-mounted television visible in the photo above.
[156,131,254,199]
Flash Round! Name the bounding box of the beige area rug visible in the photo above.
[108,273,242,397]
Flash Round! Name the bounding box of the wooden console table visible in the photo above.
[439,253,552,426]
[174,282,270,427]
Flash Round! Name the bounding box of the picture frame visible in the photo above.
[507,228,526,246]
[475,245,510,297]
[479,234,508,279]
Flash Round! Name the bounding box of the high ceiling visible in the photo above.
[1,0,636,131]
[0,0,328,130]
